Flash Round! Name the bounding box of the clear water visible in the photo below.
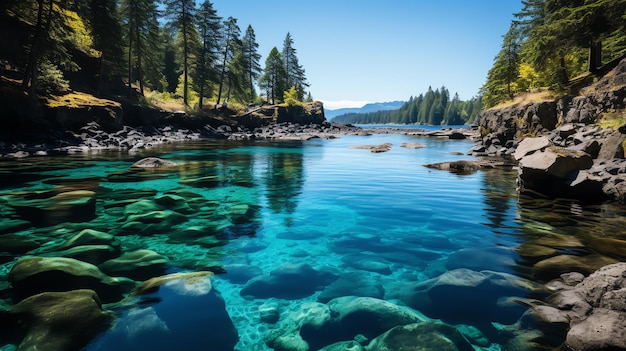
[1,133,625,351]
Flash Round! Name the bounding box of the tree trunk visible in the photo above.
[182,14,188,106]
[22,0,46,93]
[127,27,133,97]
[588,41,602,73]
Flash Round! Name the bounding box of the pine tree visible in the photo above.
[259,47,286,104]
[195,0,221,109]
[481,24,523,108]
[120,0,160,96]
[164,0,198,106]
[20,0,89,93]
[282,32,309,99]
[216,16,241,105]
[241,25,262,103]
[81,0,124,93]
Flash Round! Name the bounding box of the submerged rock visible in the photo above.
[99,249,169,281]
[8,256,135,303]
[8,289,113,351]
[240,262,338,299]
[9,189,97,226]
[364,321,474,351]
[404,268,537,326]
[131,157,178,168]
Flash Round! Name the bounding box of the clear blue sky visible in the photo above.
[210,0,523,109]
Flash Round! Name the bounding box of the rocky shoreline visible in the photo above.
[0,120,478,159]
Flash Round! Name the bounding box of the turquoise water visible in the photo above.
[1,133,626,350]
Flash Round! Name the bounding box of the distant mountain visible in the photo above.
[325,101,405,120]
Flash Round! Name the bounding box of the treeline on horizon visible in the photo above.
[0,0,311,110]
[333,86,482,125]
[482,0,626,108]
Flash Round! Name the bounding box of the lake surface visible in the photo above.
[1,132,625,351]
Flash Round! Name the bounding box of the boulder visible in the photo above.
[400,142,426,149]
[404,269,536,325]
[99,249,169,281]
[299,296,426,350]
[9,289,113,351]
[318,271,385,303]
[10,190,97,226]
[519,147,593,179]
[240,262,338,299]
[566,309,626,350]
[53,244,120,266]
[532,254,619,281]
[364,321,474,351]
[130,157,178,168]
[513,136,552,160]
[120,210,188,235]
[59,229,121,251]
[8,256,135,303]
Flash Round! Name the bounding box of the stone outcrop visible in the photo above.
[529,263,626,351]
[471,57,626,202]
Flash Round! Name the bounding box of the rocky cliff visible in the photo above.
[471,58,626,203]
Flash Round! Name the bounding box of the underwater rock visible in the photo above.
[400,142,426,149]
[10,190,97,226]
[364,321,474,351]
[532,254,619,281]
[300,296,426,350]
[586,237,626,260]
[348,143,392,153]
[154,194,195,214]
[130,157,178,168]
[99,249,169,281]
[319,340,365,351]
[240,262,338,299]
[341,253,392,275]
[445,247,516,273]
[0,218,31,235]
[123,199,161,217]
[53,245,120,266]
[89,272,238,351]
[259,302,280,324]
[317,271,385,303]
[8,256,135,303]
[222,264,263,284]
[120,210,188,235]
[405,268,536,325]
[0,234,40,254]
[59,229,121,251]
[8,289,113,351]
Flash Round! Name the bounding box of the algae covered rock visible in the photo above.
[365,321,474,351]
[131,157,178,168]
[8,256,135,303]
[9,289,113,351]
[99,249,169,281]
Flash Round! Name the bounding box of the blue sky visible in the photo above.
[210,1,523,109]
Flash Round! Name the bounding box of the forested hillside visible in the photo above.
[0,0,311,110]
[482,0,626,108]
[333,86,482,125]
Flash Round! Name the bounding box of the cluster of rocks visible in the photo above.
[508,263,626,351]
[468,58,626,203]
[512,129,626,202]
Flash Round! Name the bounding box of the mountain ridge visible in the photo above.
[325,101,405,120]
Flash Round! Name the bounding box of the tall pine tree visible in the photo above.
[164,0,198,106]
[241,25,262,103]
[194,0,221,109]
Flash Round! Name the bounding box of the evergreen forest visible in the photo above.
[481,0,626,108]
[0,0,311,110]
[333,86,482,125]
